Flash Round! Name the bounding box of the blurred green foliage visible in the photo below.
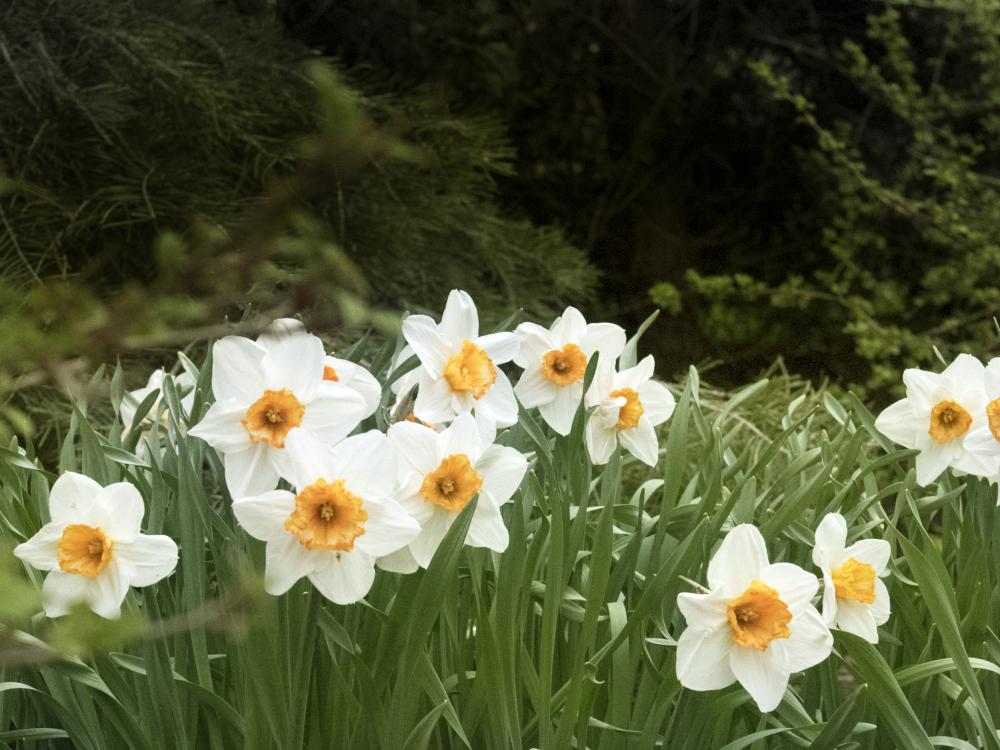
[0,0,597,443]
[283,0,1000,394]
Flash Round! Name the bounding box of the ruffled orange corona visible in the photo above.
[57,524,114,578]
[443,340,497,399]
[420,454,483,512]
[242,389,306,448]
[726,580,792,650]
[285,479,367,551]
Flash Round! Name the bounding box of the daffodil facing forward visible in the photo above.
[583,356,675,466]
[381,412,528,571]
[231,430,419,604]
[675,524,832,712]
[875,354,996,486]
[812,513,891,643]
[14,472,178,618]
[513,306,626,435]
[188,327,368,498]
[394,290,520,433]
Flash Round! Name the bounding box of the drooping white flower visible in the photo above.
[231,430,419,604]
[188,329,367,498]
[675,524,832,712]
[513,307,626,436]
[257,318,382,419]
[874,354,996,486]
[382,412,527,572]
[393,290,520,434]
[14,472,178,619]
[812,513,891,644]
[583,356,675,466]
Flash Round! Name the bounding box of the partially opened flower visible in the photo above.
[675,524,832,712]
[583,356,675,466]
[812,513,891,643]
[231,430,419,604]
[14,472,178,619]
[394,290,520,433]
[188,329,367,498]
[120,368,196,456]
[513,307,626,435]
[382,412,527,571]
[258,318,382,419]
[875,354,995,486]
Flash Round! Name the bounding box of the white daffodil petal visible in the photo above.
[232,491,296,541]
[842,539,891,576]
[328,357,381,417]
[389,421,440,476]
[256,317,306,349]
[86,566,130,619]
[550,306,588,345]
[759,563,819,613]
[300,389,367,446]
[514,366,555,408]
[41,571,90,618]
[93,483,146,542]
[212,336,267,404]
[475,332,520,365]
[943,353,985,388]
[902,368,944,412]
[262,332,325,401]
[409,510,454,568]
[332,431,397,498]
[116,534,178,586]
[585,415,616,466]
[308,551,376,605]
[728,647,789,713]
[225,445,280,499]
[707,524,769,592]
[821,571,838,626]
[914,438,956,486]
[188,402,251,453]
[13,523,65,571]
[439,289,479,343]
[264,536,316,595]
[439,413,483,460]
[772,605,833,671]
[376,546,420,574]
[465,499,509,553]
[871,579,891,625]
[835,600,878,643]
[676,625,737,692]
[280,430,335,490]
[402,315,451,376]
[677,589,729,630]
[414,373,457,423]
[356,498,420,557]
[618,417,659,467]
[475,371,518,428]
[476,445,528,505]
[48,472,102,524]
[873,398,919,448]
[537,384,582,436]
[637,380,675,426]
[619,355,656,390]
[812,513,847,568]
[580,322,626,362]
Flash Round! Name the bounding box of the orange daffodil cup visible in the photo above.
[14,473,178,618]
[513,306,626,435]
[188,323,371,498]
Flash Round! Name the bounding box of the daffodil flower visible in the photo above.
[675,524,832,712]
[14,472,178,619]
[120,368,196,456]
[875,353,996,486]
[812,513,890,643]
[258,318,382,419]
[381,412,527,572]
[513,306,626,435]
[583,356,675,466]
[231,430,419,604]
[188,329,367,498]
[394,290,520,434]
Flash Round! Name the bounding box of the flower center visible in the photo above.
[831,557,876,604]
[610,388,644,431]
[541,343,588,386]
[420,454,483,512]
[285,479,367,551]
[57,524,114,578]
[726,580,792,651]
[443,340,497,399]
[242,389,306,448]
[987,398,1000,442]
[928,399,972,444]
[322,365,340,382]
